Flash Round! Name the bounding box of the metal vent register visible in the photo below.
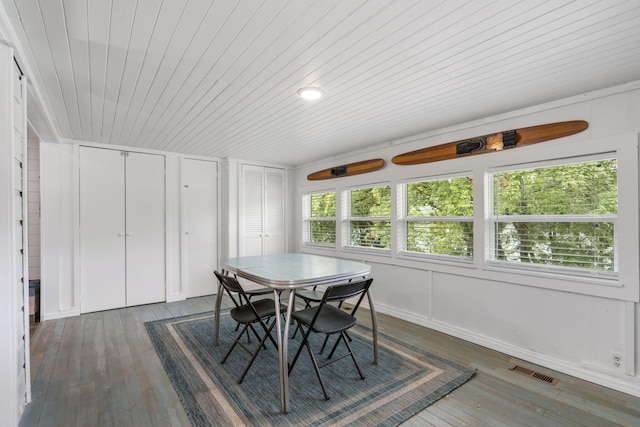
[509,365,559,385]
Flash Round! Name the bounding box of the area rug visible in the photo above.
[145,310,475,426]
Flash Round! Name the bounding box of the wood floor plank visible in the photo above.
[407,410,452,427]
[21,296,640,427]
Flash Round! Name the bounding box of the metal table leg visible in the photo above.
[366,289,378,364]
[213,281,223,345]
[274,289,296,413]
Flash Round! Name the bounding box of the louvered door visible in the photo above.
[263,167,285,255]
[241,165,264,257]
[13,58,29,413]
[0,45,30,424]
[240,164,285,257]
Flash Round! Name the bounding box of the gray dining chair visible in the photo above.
[288,278,373,400]
[214,271,287,384]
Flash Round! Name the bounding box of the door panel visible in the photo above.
[241,164,264,257]
[79,147,126,313]
[125,152,166,306]
[183,159,217,298]
[264,167,284,256]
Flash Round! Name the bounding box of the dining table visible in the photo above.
[218,253,376,413]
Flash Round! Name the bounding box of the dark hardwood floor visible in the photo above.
[20,296,640,426]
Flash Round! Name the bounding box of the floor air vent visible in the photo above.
[509,365,558,385]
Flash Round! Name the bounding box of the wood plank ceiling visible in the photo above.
[2,0,640,166]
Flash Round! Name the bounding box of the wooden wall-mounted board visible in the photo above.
[392,121,588,166]
[307,158,385,180]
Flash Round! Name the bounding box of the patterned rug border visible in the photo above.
[145,310,476,426]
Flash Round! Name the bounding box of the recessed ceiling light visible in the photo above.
[297,86,324,100]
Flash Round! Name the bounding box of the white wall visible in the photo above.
[40,142,76,319]
[294,82,640,397]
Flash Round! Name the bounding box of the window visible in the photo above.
[401,176,474,259]
[344,185,391,250]
[303,191,336,246]
[489,157,617,275]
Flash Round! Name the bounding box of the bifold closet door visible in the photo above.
[80,148,165,313]
[240,164,285,257]
[263,167,285,255]
[125,152,165,306]
[80,147,126,313]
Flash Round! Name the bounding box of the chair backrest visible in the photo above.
[214,270,247,307]
[322,278,373,314]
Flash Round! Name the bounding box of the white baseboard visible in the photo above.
[375,302,640,398]
[41,309,81,321]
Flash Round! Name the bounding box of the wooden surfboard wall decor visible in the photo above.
[307,158,385,181]
[391,120,588,166]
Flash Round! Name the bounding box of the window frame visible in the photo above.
[398,173,475,264]
[302,190,337,248]
[485,153,620,279]
[342,183,392,254]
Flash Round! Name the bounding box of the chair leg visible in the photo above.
[255,316,280,349]
[221,324,249,364]
[247,324,268,349]
[289,325,330,400]
[327,332,342,359]
[319,334,331,354]
[305,340,330,400]
[291,300,312,339]
[340,331,365,380]
[288,326,309,375]
[237,321,276,384]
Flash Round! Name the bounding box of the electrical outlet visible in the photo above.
[611,352,624,370]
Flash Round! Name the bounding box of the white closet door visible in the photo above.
[241,164,265,257]
[125,152,165,306]
[183,159,217,298]
[80,147,126,313]
[264,167,285,255]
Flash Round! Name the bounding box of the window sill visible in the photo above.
[397,250,475,268]
[342,245,392,257]
[303,242,337,250]
[484,261,621,288]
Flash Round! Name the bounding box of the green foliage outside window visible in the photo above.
[309,192,336,244]
[350,186,391,249]
[493,159,617,271]
[406,177,474,257]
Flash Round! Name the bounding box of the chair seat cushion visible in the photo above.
[230,299,286,324]
[292,305,356,334]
